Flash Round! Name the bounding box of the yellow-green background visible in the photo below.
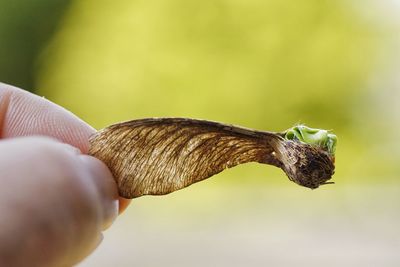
[1,0,400,266]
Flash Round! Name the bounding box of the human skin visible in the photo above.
[0,83,130,266]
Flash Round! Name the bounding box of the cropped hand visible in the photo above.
[0,83,129,266]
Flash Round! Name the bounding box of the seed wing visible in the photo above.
[89,118,274,198]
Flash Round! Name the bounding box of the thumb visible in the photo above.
[0,136,118,267]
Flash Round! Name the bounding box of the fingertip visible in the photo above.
[79,155,119,230]
[118,198,131,214]
[0,83,95,153]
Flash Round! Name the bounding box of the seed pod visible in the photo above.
[89,118,336,198]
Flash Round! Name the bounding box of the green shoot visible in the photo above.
[284,125,337,156]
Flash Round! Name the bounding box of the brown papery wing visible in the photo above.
[89,118,278,198]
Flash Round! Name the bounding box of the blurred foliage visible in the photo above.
[0,0,70,91]
[1,3,399,265]
[36,0,379,131]
[35,0,389,182]
[1,0,397,182]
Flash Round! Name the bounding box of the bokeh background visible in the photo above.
[1,0,400,266]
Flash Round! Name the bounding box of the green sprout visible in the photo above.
[284,125,337,156]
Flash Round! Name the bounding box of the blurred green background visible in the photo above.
[1,0,400,266]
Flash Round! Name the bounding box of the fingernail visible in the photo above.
[118,197,132,215]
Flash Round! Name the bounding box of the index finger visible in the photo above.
[0,82,94,153]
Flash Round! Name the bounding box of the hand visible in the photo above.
[0,83,129,266]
